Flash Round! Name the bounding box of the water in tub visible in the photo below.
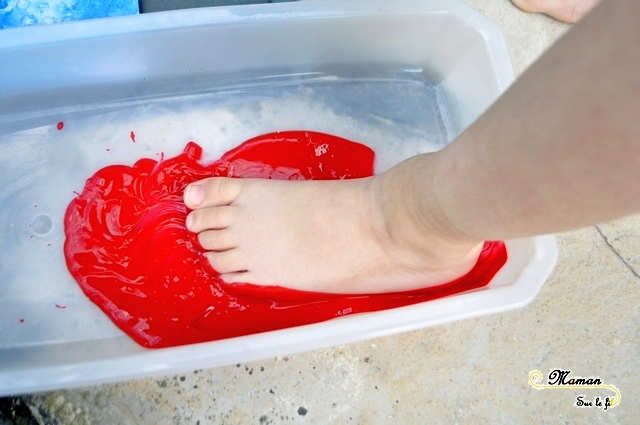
[0,65,455,348]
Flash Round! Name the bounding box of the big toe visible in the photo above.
[184,177,244,209]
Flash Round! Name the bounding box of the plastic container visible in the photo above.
[0,0,557,396]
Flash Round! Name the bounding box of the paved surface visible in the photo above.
[2,0,639,423]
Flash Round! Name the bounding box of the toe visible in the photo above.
[186,206,236,233]
[197,228,236,252]
[218,271,250,284]
[511,0,596,23]
[184,177,243,209]
[204,249,247,274]
[511,0,538,13]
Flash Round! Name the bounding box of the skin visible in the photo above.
[511,0,600,23]
[185,0,640,294]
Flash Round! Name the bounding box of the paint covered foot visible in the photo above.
[184,163,483,294]
[512,0,599,22]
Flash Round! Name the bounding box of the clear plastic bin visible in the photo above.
[0,0,556,395]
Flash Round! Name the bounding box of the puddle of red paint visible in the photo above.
[64,131,507,348]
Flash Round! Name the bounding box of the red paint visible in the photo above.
[56,121,64,130]
[64,131,507,349]
[130,131,136,143]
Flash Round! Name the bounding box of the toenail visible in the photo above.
[185,184,205,207]
[186,212,195,231]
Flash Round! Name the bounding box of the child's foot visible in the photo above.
[184,157,483,294]
[512,0,599,23]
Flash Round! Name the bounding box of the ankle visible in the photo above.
[372,155,481,266]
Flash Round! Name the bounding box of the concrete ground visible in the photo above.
[2,0,639,423]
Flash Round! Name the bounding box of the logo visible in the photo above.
[528,369,621,411]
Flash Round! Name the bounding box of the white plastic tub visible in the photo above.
[0,0,557,396]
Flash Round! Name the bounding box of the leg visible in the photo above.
[186,0,640,294]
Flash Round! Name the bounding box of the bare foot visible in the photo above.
[512,0,600,23]
[184,155,483,294]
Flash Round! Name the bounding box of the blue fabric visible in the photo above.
[1,0,139,29]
